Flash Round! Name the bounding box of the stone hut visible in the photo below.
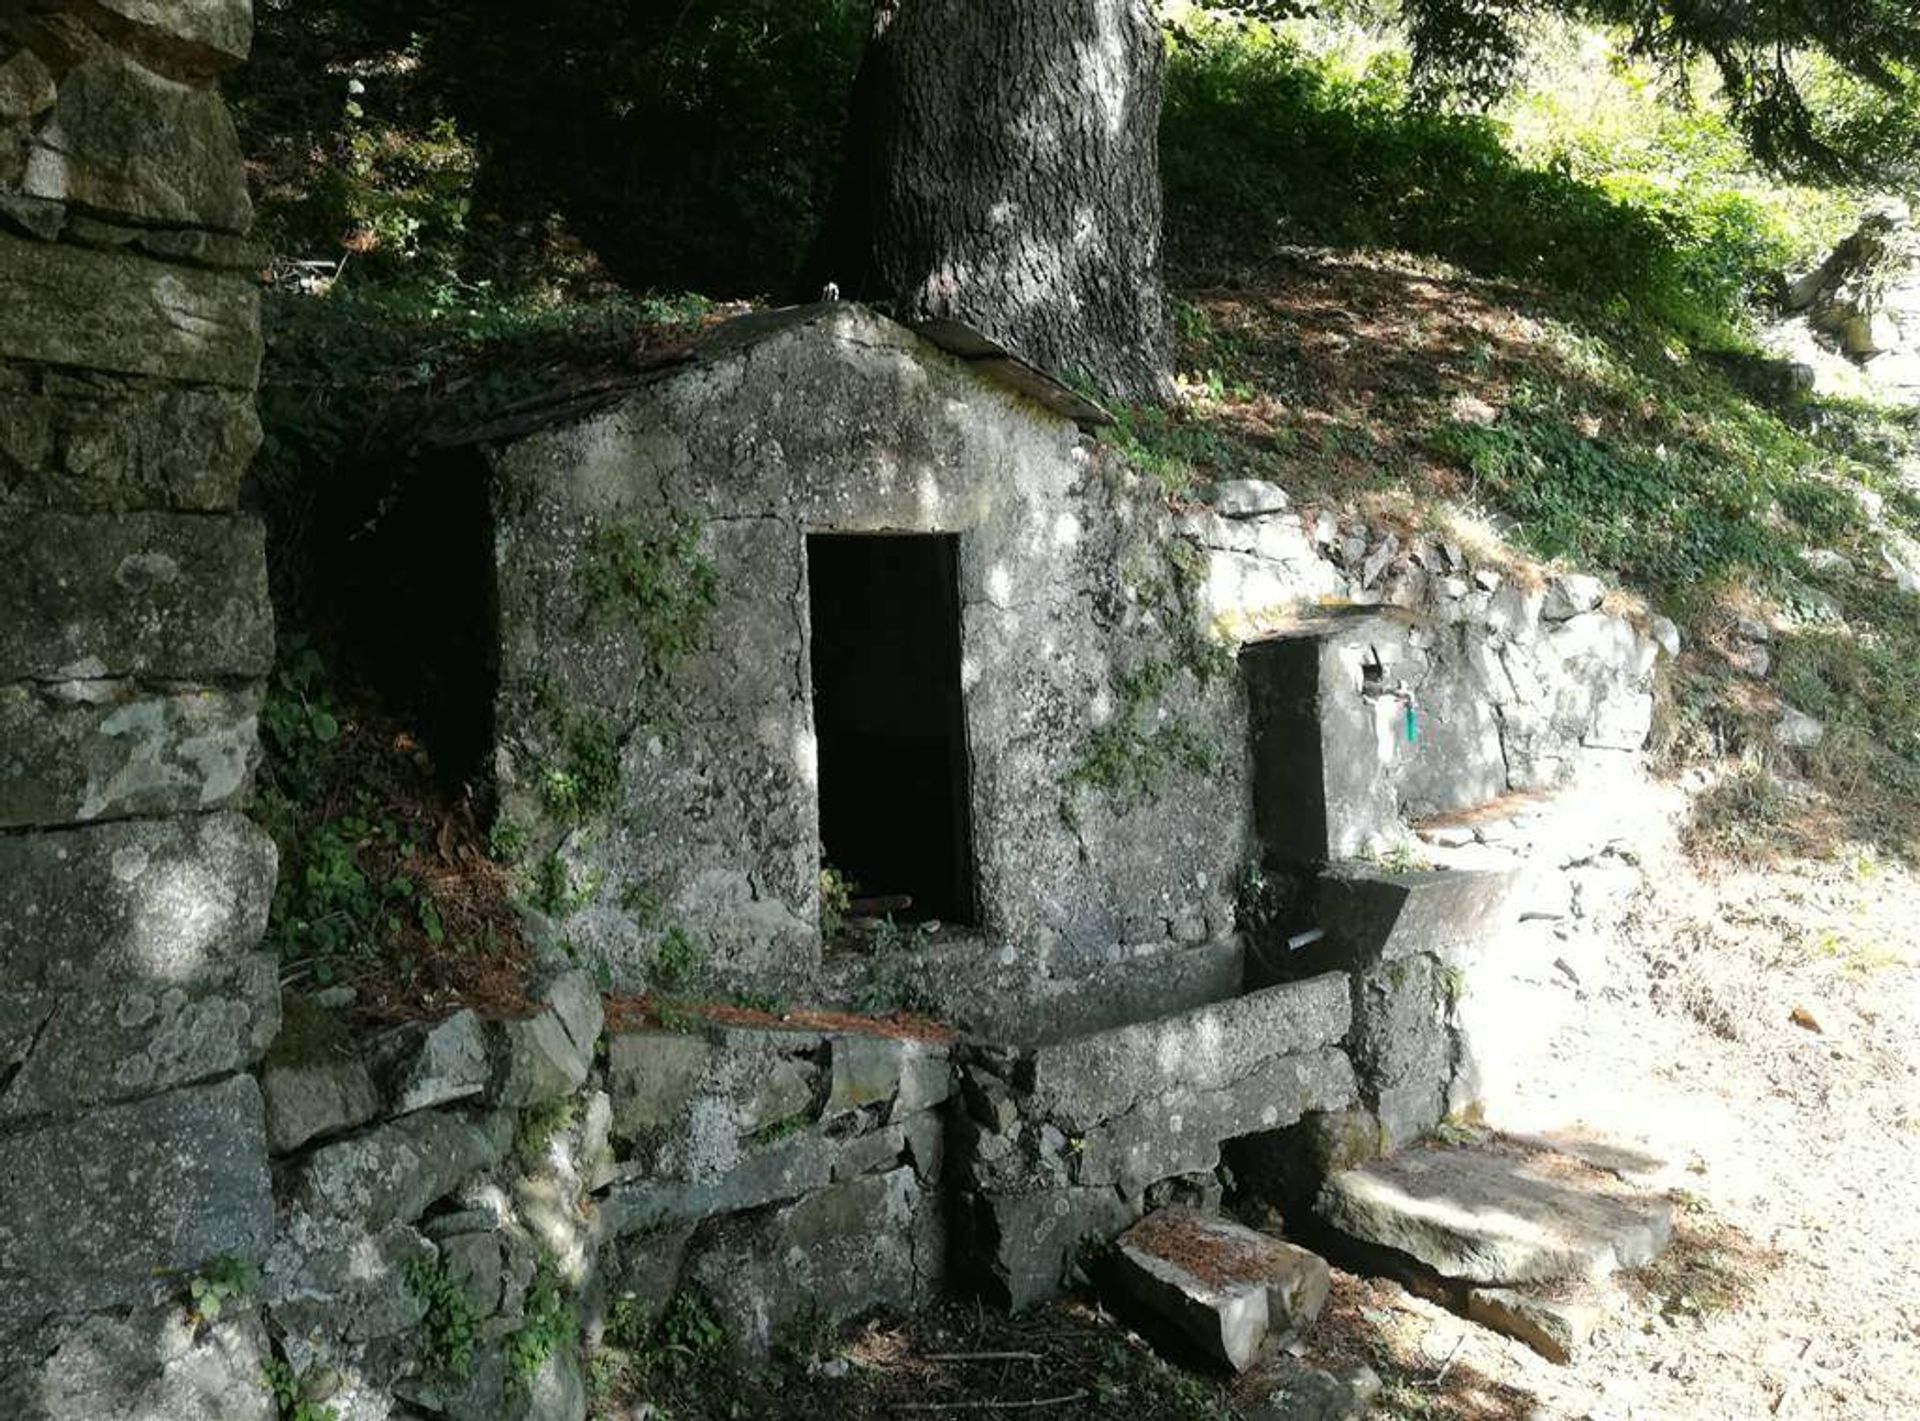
[478,302,1252,1041]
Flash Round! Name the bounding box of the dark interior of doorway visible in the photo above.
[807,533,976,926]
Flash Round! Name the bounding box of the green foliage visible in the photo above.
[504,1253,578,1395]
[256,641,464,985]
[1105,401,1243,501]
[746,1112,813,1148]
[1162,21,1811,342]
[818,865,854,941]
[652,926,707,994]
[771,1301,836,1369]
[1063,661,1218,816]
[1432,405,1800,598]
[636,1290,731,1382]
[575,516,719,719]
[853,917,939,1016]
[186,1256,259,1326]
[261,1360,339,1421]
[255,282,714,494]
[517,1097,575,1164]
[538,707,622,822]
[406,1253,482,1381]
[1177,2,1920,185]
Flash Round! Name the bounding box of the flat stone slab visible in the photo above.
[0,1076,273,1322]
[0,951,279,1121]
[1317,1142,1674,1286]
[0,229,260,389]
[1102,1209,1331,1373]
[1025,973,1352,1128]
[686,1166,943,1356]
[1465,1280,1607,1364]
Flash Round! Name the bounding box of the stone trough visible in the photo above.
[949,972,1360,1310]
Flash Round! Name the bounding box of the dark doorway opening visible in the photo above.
[807,534,976,926]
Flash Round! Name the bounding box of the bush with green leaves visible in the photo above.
[1161,19,1818,342]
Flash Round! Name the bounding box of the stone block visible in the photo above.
[901,1107,945,1184]
[0,50,55,121]
[1025,973,1351,1129]
[264,1218,434,1349]
[0,811,274,990]
[22,48,251,232]
[606,1029,711,1138]
[0,680,260,829]
[486,971,602,1108]
[1316,1143,1673,1286]
[1314,864,1519,968]
[1072,1046,1358,1189]
[1349,955,1455,1147]
[597,1221,697,1341]
[1541,574,1605,622]
[1464,1283,1603,1364]
[1206,479,1289,518]
[828,1121,910,1182]
[0,229,259,388]
[289,1107,512,1230]
[440,1230,507,1319]
[0,366,261,512]
[1101,1210,1330,1372]
[366,1009,490,1116]
[0,1304,274,1421]
[687,1167,944,1355]
[90,0,254,71]
[260,996,381,1155]
[1243,1355,1381,1421]
[827,1033,953,1117]
[0,512,271,680]
[956,1185,1142,1312]
[396,1329,586,1421]
[604,1124,842,1231]
[0,1076,273,1323]
[0,951,279,1121]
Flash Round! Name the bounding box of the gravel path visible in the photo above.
[1319,827,1920,1420]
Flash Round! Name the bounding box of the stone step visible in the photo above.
[1315,1136,1673,1363]
[1317,1139,1673,1287]
[1098,1209,1331,1373]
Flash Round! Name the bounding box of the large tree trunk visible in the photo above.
[814,0,1173,405]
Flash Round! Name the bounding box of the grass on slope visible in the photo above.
[1136,244,1920,859]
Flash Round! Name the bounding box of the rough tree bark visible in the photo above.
[813,0,1174,405]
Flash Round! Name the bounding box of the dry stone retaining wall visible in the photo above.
[0,1,279,1415]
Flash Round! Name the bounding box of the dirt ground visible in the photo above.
[1321,822,1920,1421]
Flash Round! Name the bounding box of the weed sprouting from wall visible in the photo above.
[406,1252,482,1380]
[504,1252,579,1394]
[1061,660,1221,828]
[575,514,719,721]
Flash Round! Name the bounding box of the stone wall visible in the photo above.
[0,1,280,1415]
